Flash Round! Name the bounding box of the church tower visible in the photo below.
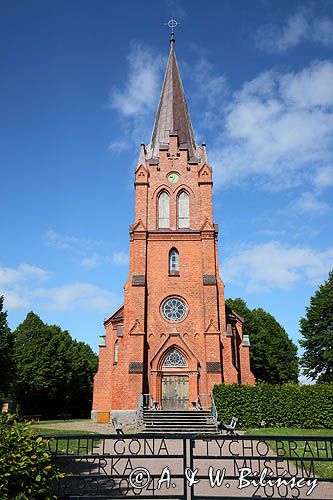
[92,33,254,423]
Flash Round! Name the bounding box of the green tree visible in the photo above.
[0,296,15,398]
[300,270,333,382]
[14,312,98,417]
[226,298,299,383]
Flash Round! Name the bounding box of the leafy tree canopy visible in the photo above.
[14,311,98,417]
[0,296,15,398]
[300,270,333,382]
[226,298,299,384]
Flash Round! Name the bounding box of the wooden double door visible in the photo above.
[161,375,189,410]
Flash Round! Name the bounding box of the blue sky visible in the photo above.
[1,1,332,366]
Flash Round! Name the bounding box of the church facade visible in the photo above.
[92,35,254,422]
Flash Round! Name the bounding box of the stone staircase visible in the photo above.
[142,410,217,434]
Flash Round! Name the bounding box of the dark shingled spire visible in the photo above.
[148,36,197,161]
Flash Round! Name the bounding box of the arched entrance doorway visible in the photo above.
[161,348,189,410]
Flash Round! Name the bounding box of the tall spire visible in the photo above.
[148,35,198,161]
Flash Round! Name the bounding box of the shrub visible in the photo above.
[213,383,333,429]
[0,413,63,500]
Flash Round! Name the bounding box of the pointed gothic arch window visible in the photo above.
[158,191,170,228]
[114,340,119,364]
[169,248,179,274]
[178,191,190,228]
[163,348,187,367]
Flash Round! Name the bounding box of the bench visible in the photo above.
[57,413,72,421]
[216,416,238,435]
[111,416,124,434]
[22,414,42,422]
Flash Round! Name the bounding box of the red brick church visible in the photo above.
[92,33,254,423]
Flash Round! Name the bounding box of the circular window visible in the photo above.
[163,348,187,367]
[162,297,187,322]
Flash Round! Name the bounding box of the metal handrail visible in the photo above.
[210,391,218,422]
[135,392,144,424]
[198,392,211,410]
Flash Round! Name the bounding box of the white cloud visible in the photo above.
[256,9,333,53]
[0,264,50,286]
[312,17,333,46]
[46,229,78,250]
[314,165,333,188]
[186,51,227,136]
[32,283,117,311]
[0,262,117,312]
[46,229,101,252]
[108,139,131,153]
[210,60,333,192]
[110,43,164,118]
[80,254,100,270]
[292,191,330,215]
[2,290,29,310]
[280,61,333,108]
[46,229,104,268]
[222,241,333,292]
[112,251,129,265]
[190,54,227,109]
[0,263,51,310]
[108,43,165,152]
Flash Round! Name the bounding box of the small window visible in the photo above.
[114,340,119,364]
[169,248,179,274]
[158,191,170,228]
[178,191,189,228]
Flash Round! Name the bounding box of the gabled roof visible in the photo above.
[148,37,198,162]
[104,305,124,325]
[226,304,244,324]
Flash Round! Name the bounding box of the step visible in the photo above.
[143,422,214,427]
[143,416,212,421]
[141,429,218,434]
[145,425,216,432]
[143,414,212,418]
[143,415,212,418]
[141,409,217,435]
[143,420,213,424]
[143,411,211,414]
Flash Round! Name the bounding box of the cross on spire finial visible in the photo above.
[166,18,179,43]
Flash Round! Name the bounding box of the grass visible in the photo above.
[246,428,333,479]
[33,418,91,425]
[34,428,100,455]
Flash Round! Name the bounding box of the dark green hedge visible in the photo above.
[213,383,333,429]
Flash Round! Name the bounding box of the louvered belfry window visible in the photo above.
[158,191,170,228]
[178,191,189,228]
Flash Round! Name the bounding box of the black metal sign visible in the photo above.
[46,433,333,499]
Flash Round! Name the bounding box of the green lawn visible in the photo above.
[246,428,333,479]
[34,428,99,455]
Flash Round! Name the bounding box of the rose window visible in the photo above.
[162,297,186,322]
[163,348,187,367]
